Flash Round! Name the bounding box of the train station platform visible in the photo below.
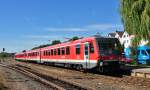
[131,68,150,78]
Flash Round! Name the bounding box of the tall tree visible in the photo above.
[51,40,61,45]
[120,0,150,46]
[31,40,61,50]
[70,36,79,41]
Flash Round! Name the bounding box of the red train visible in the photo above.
[15,36,122,72]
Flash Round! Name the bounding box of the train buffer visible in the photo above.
[131,68,150,78]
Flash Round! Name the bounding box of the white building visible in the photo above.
[108,31,134,48]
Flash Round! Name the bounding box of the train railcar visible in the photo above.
[15,36,122,72]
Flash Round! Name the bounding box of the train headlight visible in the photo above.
[100,62,103,66]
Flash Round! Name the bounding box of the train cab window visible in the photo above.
[76,45,80,54]
[54,49,57,55]
[58,48,60,55]
[66,46,70,55]
[61,48,65,55]
[51,49,53,56]
[141,50,147,55]
[90,43,94,53]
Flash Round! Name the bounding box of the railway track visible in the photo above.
[18,62,150,89]
[0,63,88,90]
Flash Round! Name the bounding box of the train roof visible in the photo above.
[16,35,118,54]
[40,35,117,50]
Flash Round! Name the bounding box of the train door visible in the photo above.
[84,42,90,69]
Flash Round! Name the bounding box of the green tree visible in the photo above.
[120,0,150,46]
[32,40,61,50]
[0,52,10,58]
[69,36,79,41]
[51,40,61,45]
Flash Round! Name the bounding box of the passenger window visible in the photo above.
[48,50,51,56]
[61,48,65,55]
[90,43,94,53]
[51,49,53,56]
[54,49,57,55]
[66,46,70,55]
[142,50,147,55]
[58,48,60,55]
[46,50,49,56]
[44,51,46,56]
[45,51,47,56]
[76,45,80,54]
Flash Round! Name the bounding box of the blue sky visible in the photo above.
[0,0,123,52]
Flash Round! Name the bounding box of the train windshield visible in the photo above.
[97,38,121,56]
[146,49,150,54]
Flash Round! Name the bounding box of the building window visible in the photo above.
[76,45,80,54]
[61,47,65,55]
[124,35,126,38]
[90,43,94,53]
[66,46,70,55]
[58,48,60,55]
[124,40,126,44]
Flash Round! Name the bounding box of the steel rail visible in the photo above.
[0,63,65,90]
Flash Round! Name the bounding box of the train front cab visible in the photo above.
[95,37,121,72]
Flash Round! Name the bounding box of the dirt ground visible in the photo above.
[0,59,51,90]
[0,70,7,90]
[16,61,150,90]
[1,58,150,90]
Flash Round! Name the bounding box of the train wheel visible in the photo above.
[97,67,104,73]
[76,65,82,71]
